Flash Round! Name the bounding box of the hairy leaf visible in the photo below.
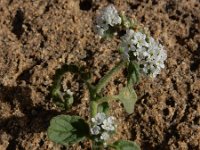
[48,115,89,145]
[117,86,137,114]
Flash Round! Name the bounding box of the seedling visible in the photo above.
[47,4,167,150]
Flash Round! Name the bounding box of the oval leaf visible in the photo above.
[113,140,141,150]
[47,115,89,145]
[117,86,137,114]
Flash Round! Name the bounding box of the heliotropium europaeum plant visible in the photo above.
[47,4,167,150]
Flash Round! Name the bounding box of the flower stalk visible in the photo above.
[90,101,98,117]
[95,61,125,94]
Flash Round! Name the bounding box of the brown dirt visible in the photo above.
[0,0,199,150]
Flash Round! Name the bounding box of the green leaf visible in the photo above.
[47,115,89,145]
[113,140,141,150]
[127,62,140,85]
[98,102,109,114]
[117,86,137,114]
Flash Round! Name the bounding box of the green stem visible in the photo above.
[90,101,98,117]
[95,61,125,94]
[127,78,133,88]
[90,61,125,149]
[96,95,118,105]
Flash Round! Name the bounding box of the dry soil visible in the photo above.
[0,0,200,150]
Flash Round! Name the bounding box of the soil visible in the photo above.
[0,0,200,150]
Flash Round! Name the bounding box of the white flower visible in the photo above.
[120,29,167,77]
[101,116,116,131]
[91,113,106,125]
[132,32,149,48]
[103,142,107,147]
[120,30,136,61]
[100,132,110,141]
[90,114,117,142]
[90,125,101,135]
[95,5,121,37]
[94,138,100,142]
[66,89,73,96]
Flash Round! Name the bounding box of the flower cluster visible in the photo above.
[95,4,121,37]
[90,113,117,144]
[120,29,167,77]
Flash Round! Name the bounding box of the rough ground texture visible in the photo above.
[0,0,199,150]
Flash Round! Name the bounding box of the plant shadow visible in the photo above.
[0,85,60,150]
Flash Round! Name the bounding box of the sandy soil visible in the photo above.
[0,0,199,150]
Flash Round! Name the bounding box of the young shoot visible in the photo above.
[47,4,167,150]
